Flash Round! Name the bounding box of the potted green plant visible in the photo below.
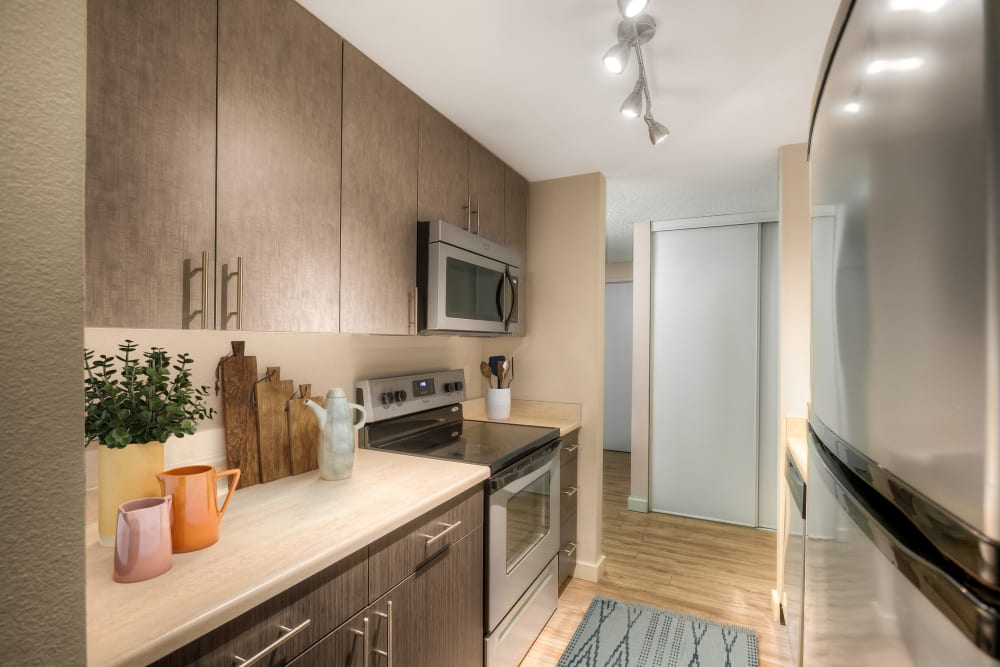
[85,340,216,546]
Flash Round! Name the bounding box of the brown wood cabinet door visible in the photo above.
[382,528,484,667]
[469,141,506,245]
[291,607,370,667]
[85,0,216,329]
[417,102,471,229]
[340,44,419,334]
[504,167,528,264]
[217,0,342,332]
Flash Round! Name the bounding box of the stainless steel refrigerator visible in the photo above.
[806,0,1000,665]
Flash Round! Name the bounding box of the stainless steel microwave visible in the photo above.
[417,220,522,336]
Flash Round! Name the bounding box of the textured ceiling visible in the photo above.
[296,0,840,262]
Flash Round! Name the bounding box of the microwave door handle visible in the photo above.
[503,269,518,332]
[495,273,505,322]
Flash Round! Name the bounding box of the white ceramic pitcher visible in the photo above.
[305,389,367,480]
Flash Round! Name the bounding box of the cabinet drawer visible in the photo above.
[559,514,578,588]
[153,548,368,667]
[560,459,578,520]
[559,430,579,467]
[368,486,483,601]
[290,606,369,667]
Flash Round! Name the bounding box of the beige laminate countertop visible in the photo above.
[786,437,808,477]
[86,449,489,667]
[461,398,581,436]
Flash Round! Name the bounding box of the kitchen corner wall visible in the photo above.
[0,0,87,662]
[775,143,812,599]
[484,172,608,582]
[83,330,485,490]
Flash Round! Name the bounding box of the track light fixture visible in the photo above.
[601,4,669,145]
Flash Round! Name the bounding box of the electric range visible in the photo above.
[356,369,561,667]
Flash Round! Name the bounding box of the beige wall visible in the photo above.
[605,261,633,283]
[775,143,811,601]
[83,330,485,491]
[0,0,87,662]
[485,172,607,581]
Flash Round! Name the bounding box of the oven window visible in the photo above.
[506,471,551,573]
[446,257,503,322]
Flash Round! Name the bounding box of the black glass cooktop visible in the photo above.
[366,405,559,474]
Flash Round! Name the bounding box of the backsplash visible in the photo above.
[83,328,486,490]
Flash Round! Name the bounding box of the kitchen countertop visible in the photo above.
[461,398,582,436]
[786,416,808,477]
[86,448,489,667]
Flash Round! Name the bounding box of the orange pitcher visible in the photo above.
[157,465,241,553]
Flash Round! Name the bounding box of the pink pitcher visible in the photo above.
[113,496,173,583]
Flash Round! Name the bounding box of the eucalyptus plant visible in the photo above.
[84,340,216,449]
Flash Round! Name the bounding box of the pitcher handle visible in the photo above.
[216,468,242,518]
[348,402,366,431]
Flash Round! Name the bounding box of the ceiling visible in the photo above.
[297,0,841,262]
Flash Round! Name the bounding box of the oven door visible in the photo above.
[487,446,559,630]
[425,240,508,335]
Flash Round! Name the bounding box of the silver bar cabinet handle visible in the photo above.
[473,199,480,235]
[563,444,579,454]
[351,617,371,667]
[235,256,243,330]
[232,618,311,666]
[419,520,462,546]
[562,486,579,497]
[561,542,578,557]
[199,250,208,329]
[373,600,393,666]
[408,286,418,334]
[463,196,471,230]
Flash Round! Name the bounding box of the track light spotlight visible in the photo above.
[618,0,649,18]
[603,40,632,74]
[620,79,644,118]
[645,115,670,145]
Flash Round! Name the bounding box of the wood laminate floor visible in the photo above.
[521,451,791,666]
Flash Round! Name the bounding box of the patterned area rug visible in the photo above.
[557,596,759,667]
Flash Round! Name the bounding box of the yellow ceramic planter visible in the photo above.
[98,441,165,546]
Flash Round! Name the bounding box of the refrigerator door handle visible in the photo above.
[810,412,1000,588]
[810,430,1000,660]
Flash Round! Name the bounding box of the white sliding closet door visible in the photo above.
[650,223,760,526]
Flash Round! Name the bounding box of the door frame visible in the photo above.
[629,211,779,518]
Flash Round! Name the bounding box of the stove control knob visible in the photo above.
[381,392,394,405]
[444,382,454,392]
[454,381,464,391]
[394,390,407,402]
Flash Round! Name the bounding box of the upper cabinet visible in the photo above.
[417,105,508,246]
[85,1,528,335]
[505,167,529,264]
[468,141,506,244]
[85,0,216,329]
[340,45,419,335]
[417,102,470,230]
[217,0,343,332]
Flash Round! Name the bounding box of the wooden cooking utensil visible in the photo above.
[288,383,324,475]
[218,341,260,488]
[254,366,294,483]
[480,361,493,388]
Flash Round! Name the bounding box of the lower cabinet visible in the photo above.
[558,430,580,590]
[294,528,483,667]
[154,488,483,666]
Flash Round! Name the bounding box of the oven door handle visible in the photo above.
[489,442,559,495]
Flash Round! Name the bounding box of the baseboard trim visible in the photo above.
[574,554,607,583]
[627,496,649,513]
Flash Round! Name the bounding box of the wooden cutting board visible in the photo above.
[255,366,294,483]
[288,384,324,475]
[219,341,260,489]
